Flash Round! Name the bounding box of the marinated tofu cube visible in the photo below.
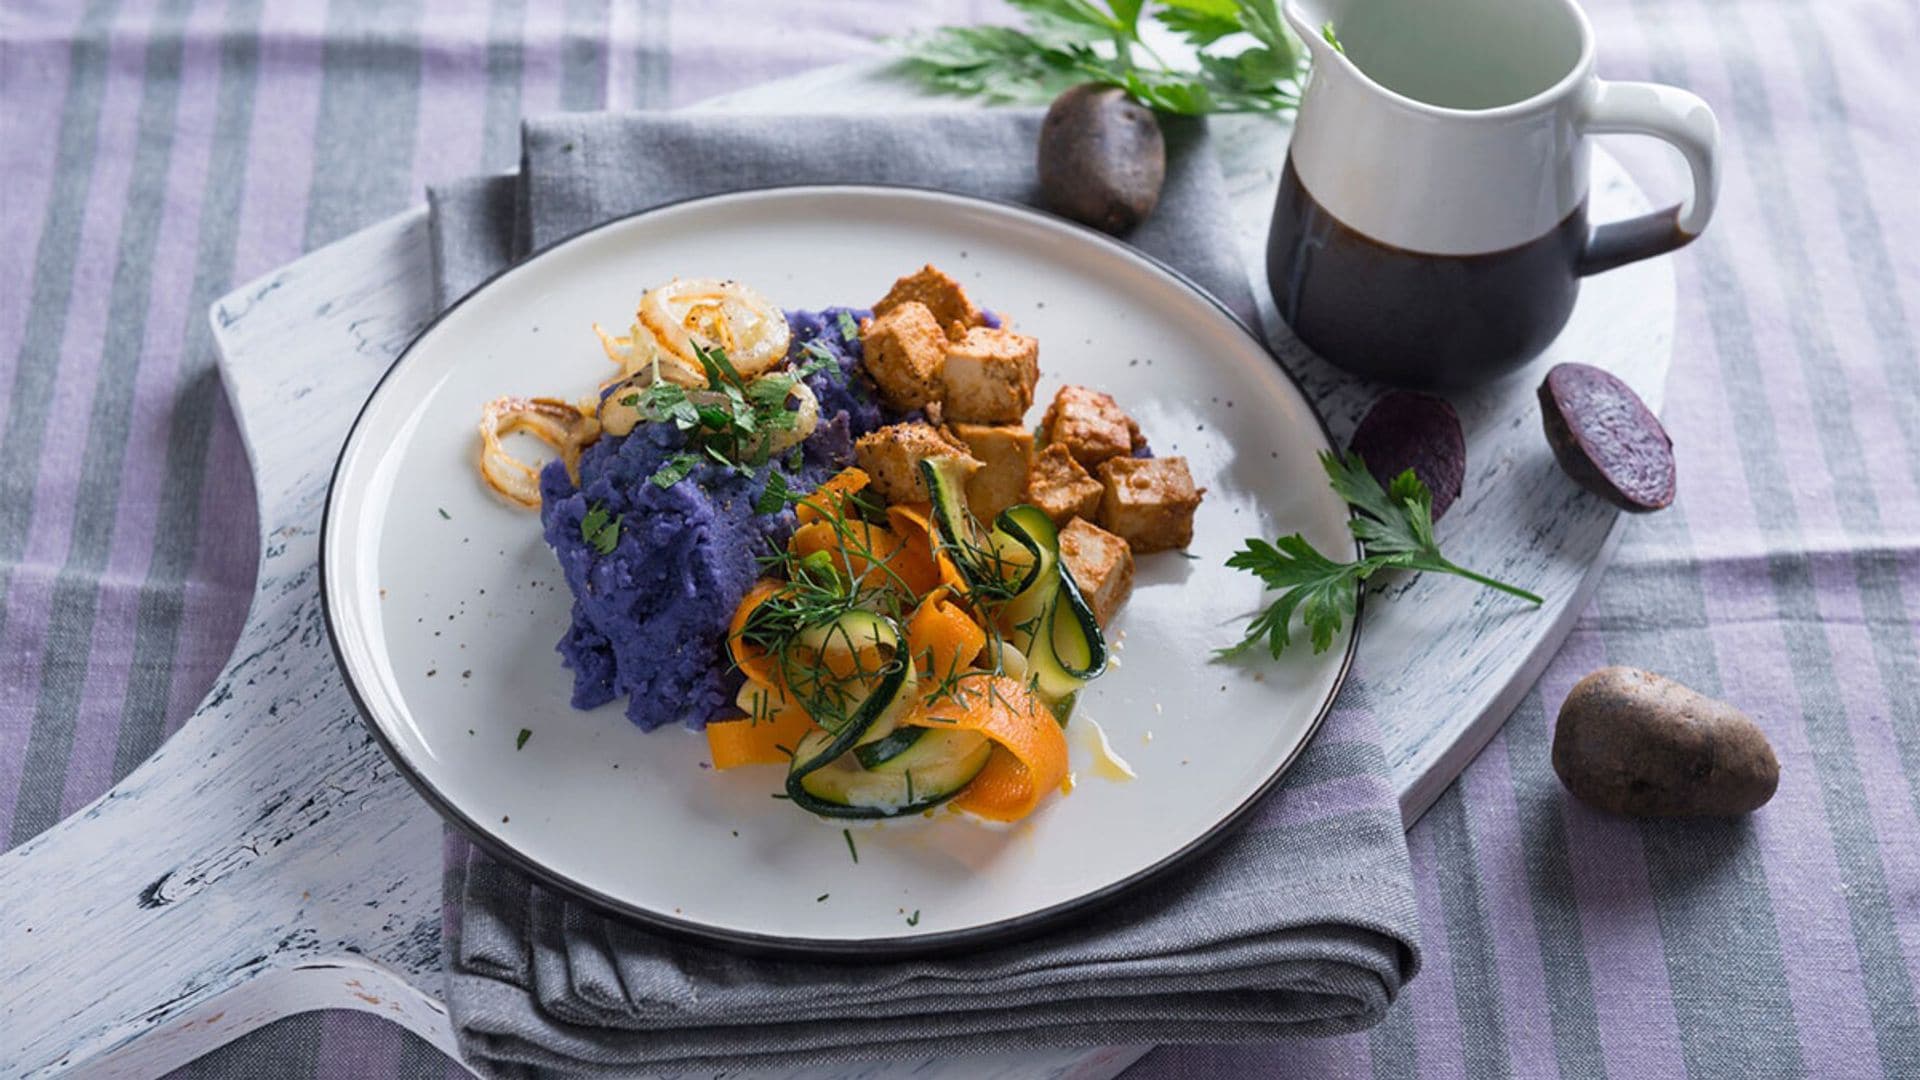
[949,422,1033,522]
[872,264,986,341]
[1096,455,1204,553]
[859,301,947,412]
[940,327,1040,424]
[1025,443,1103,525]
[1059,518,1135,628]
[854,422,981,504]
[1039,385,1146,468]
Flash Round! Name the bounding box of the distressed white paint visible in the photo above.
[0,57,1671,1078]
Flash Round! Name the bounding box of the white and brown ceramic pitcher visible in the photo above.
[1267,0,1720,388]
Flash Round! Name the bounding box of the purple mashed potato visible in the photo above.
[537,308,895,731]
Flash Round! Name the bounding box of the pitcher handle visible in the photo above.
[1576,79,1721,276]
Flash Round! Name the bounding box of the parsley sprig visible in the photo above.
[1221,452,1542,659]
[900,0,1305,115]
[628,341,840,488]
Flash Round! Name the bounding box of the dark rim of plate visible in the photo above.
[318,183,1364,961]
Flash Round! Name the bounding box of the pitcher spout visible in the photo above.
[1282,0,1341,62]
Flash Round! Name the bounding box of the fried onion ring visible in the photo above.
[478,396,600,508]
[594,321,705,388]
[638,278,791,379]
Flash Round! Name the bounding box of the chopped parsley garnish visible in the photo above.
[816,893,830,903]
[836,311,860,341]
[755,471,792,516]
[581,502,622,554]
[630,342,833,488]
[796,339,844,381]
[798,340,833,368]
[649,452,701,489]
[515,728,532,750]
[437,507,451,520]
[906,909,921,926]
[843,828,859,864]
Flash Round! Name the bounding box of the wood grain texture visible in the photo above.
[0,58,1671,1079]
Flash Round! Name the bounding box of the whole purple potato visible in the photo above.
[1037,84,1166,235]
[1553,667,1779,817]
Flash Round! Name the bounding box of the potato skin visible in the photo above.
[1037,84,1166,235]
[1552,666,1779,817]
[1348,391,1466,522]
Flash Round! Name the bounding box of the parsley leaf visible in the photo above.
[649,452,701,489]
[748,374,802,432]
[896,24,1103,105]
[901,0,1304,115]
[755,470,792,516]
[1221,534,1375,657]
[516,728,532,750]
[1220,452,1541,659]
[1155,0,1241,46]
[799,339,835,367]
[581,502,622,554]
[639,381,701,430]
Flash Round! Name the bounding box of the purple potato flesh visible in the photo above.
[1538,363,1674,512]
[1348,391,1466,522]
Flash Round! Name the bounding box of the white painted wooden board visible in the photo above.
[0,58,1671,1079]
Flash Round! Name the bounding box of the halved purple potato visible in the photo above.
[1348,391,1466,522]
[1538,363,1674,512]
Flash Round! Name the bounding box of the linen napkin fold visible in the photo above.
[429,109,1420,1078]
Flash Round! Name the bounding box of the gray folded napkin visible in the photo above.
[430,109,1420,1078]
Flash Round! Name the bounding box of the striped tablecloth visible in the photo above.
[3,1,1915,1076]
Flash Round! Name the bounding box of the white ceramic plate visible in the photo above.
[322,186,1356,955]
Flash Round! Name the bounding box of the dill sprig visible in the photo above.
[734,473,1039,724]
[737,492,911,728]
[924,505,1033,606]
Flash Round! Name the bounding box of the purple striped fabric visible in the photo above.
[0,0,1913,1076]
